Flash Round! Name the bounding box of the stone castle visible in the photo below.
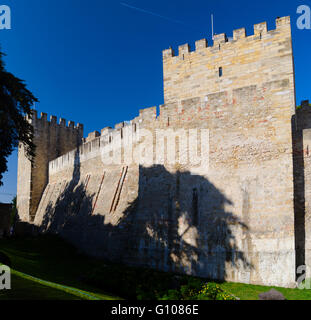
[16,16,311,287]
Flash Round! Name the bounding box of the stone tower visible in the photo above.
[17,111,83,222]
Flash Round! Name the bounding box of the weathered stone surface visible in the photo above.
[17,112,83,222]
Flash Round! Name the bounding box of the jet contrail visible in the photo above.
[120,2,187,26]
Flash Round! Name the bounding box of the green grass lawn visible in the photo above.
[0,273,80,300]
[220,281,311,300]
[0,236,121,300]
[1,235,311,300]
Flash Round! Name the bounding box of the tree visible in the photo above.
[0,49,38,186]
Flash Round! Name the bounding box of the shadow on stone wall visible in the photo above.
[36,152,252,282]
[121,165,252,281]
[40,151,93,234]
[292,115,305,278]
[0,203,12,238]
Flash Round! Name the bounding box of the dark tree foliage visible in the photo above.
[0,50,38,186]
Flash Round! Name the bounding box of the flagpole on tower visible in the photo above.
[211,14,214,40]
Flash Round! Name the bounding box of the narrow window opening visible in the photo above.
[219,67,223,77]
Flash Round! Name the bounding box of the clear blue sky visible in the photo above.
[0,0,310,203]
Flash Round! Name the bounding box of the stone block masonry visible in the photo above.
[17,16,308,287]
[17,111,83,222]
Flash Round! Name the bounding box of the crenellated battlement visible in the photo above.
[29,110,84,131]
[139,106,157,121]
[18,109,84,222]
[162,16,293,106]
[85,130,100,143]
[296,100,311,129]
[162,16,290,59]
[81,107,159,145]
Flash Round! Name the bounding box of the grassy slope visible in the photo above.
[0,236,121,300]
[1,236,311,300]
[0,273,80,300]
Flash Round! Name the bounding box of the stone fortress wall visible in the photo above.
[17,112,83,222]
[17,16,309,287]
[293,100,311,279]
